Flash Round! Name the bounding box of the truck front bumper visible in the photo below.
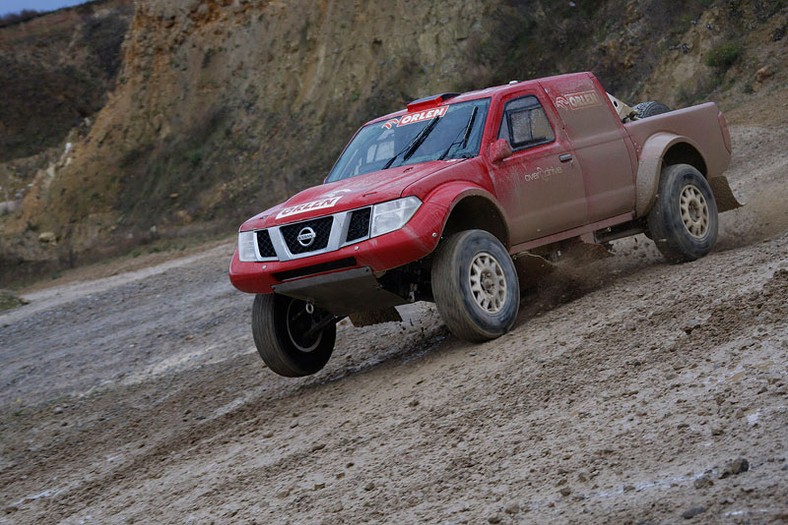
[228,201,446,311]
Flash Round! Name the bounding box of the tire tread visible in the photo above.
[252,294,335,377]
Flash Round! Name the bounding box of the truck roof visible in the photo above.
[367,72,594,125]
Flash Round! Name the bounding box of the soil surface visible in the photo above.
[1,122,786,524]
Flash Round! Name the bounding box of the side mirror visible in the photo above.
[489,138,513,163]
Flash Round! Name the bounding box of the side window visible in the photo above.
[498,96,555,150]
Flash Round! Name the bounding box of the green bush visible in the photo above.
[705,41,743,69]
[187,150,203,167]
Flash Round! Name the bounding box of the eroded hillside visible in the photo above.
[0,0,134,162]
[0,0,785,284]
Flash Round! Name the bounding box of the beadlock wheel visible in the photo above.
[284,299,322,352]
[679,184,710,239]
[468,252,508,314]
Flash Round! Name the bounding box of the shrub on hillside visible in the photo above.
[705,41,743,69]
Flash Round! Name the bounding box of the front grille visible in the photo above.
[346,207,371,242]
[256,230,276,258]
[280,217,333,255]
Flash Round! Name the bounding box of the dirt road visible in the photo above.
[1,122,786,524]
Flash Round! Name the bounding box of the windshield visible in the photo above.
[326,98,490,183]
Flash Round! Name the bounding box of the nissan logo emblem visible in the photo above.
[297,226,317,247]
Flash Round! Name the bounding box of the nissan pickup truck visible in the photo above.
[229,72,740,377]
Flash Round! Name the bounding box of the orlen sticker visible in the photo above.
[397,106,448,127]
[276,196,342,220]
[382,118,400,129]
[554,90,601,111]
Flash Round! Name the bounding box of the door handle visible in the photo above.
[559,153,573,163]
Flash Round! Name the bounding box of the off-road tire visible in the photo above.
[432,229,520,342]
[252,294,336,377]
[634,101,671,118]
[648,164,719,263]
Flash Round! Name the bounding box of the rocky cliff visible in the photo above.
[0,0,785,283]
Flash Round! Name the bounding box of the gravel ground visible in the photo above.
[0,123,786,525]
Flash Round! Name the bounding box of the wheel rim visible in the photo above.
[468,251,508,314]
[285,300,322,352]
[679,184,710,239]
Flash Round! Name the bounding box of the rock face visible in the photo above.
[0,0,785,283]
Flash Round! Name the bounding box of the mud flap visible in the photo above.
[709,176,744,213]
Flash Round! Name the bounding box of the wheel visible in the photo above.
[251,294,336,377]
[647,164,719,263]
[634,101,671,118]
[431,229,520,342]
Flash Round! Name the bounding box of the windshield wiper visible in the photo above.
[383,116,441,170]
[438,106,478,161]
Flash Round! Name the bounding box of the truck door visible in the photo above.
[539,74,637,223]
[488,93,587,245]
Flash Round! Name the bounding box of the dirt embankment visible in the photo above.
[0,118,786,524]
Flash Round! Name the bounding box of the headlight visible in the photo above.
[238,231,258,262]
[370,197,422,238]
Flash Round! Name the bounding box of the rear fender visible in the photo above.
[636,132,742,216]
[635,132,702,217]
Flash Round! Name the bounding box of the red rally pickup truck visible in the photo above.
[230,72,739,377]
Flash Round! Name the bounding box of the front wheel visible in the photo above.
[252,294,336,377]
[431,230,520,342]
[648,164,719,263]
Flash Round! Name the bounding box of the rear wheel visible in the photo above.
[432,230,520,342]
[648,164,718,263]
[252,294,336,377]
[634,101,671,118]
